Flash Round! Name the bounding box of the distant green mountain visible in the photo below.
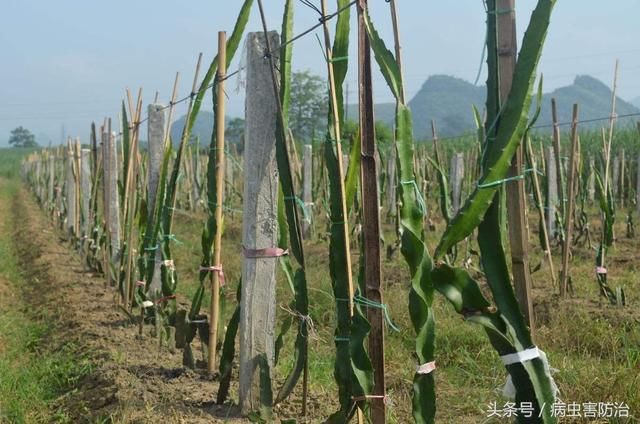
[170,111,214,145]
[350,74,640,139]
[172,74,639,144]
[538,75,639,128]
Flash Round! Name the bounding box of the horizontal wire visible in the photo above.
[113,0,356,136]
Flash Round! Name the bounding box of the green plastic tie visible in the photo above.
[207,201,243,214]
[331,221,346,226]
[284,195,311,223]
[400,180,426,216]
[477,168,541,189]
[329,56,348,63]
[161,233,182,245]
[334,337,350,342]
[209,147,244,170]
[353,294,400,332]
[144,244,159,251]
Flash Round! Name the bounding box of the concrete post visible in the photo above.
[80,149,91,238]
[66,141,77,237]
[587,157,595,201]
[48,154,55,209]
[147,104,166,296]
[449,152,465,213]
[544,146,557,236]
[302,144,313,238]
[104,131,121,267]
[239,31,280,414]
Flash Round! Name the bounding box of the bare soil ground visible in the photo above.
[8,184,249,423]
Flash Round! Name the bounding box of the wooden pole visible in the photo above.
[318,1,360,420]
[498,0,534,331]
[123,90,144,307]
[358,1,386,421]
[208,31,226,374]
[560,105,579,296]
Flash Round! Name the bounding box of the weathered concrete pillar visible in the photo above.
[449,152,465,213]
[302,144,313,238]
[612,155,620,198]
[545,146,558,236]
[66,141,77,237]
[239,31,280,414]
[48,154,55,209]
[35,158,43,203]
[620,149,626,207]
[587,157,595,201]
[80,149,91,238]
[104,131,121,267]
[146,104,166,296]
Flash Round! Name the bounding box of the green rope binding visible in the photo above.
[477,168,542,189]
[352,294,400,332]
[284,195,311,223]
[401,180,426,216]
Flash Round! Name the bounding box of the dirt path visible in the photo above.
[9,184,248,423]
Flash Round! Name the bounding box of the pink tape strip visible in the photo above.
[416,361,436,375]
[136,280,146,287]
[242,246,289,258]
[155,294,176,304]
[200,265,225,287]
[596,266,607,275]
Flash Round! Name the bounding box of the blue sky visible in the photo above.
[1,1,639,146]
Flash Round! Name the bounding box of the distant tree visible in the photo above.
[375,121,393,148]
[8,126,38,148]
[225,117,245,153]
[289,70,328,143]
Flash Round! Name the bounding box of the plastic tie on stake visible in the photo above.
[136,280,146,287]
[242,246,289,259]
[199,265,225,287]
[596,266,607,275]
[416,361,436,375]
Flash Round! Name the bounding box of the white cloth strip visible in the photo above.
[500,347,540,366]
[416,361,436,375]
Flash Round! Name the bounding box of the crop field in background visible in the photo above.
[3,0,640,423]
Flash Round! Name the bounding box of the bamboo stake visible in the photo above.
[208,34,226,374]
[318,2,358,420]
[526,138,556,288]
[123,89,144,308]
[598,60,619,274]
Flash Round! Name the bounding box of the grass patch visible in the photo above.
[0,179,91,423]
